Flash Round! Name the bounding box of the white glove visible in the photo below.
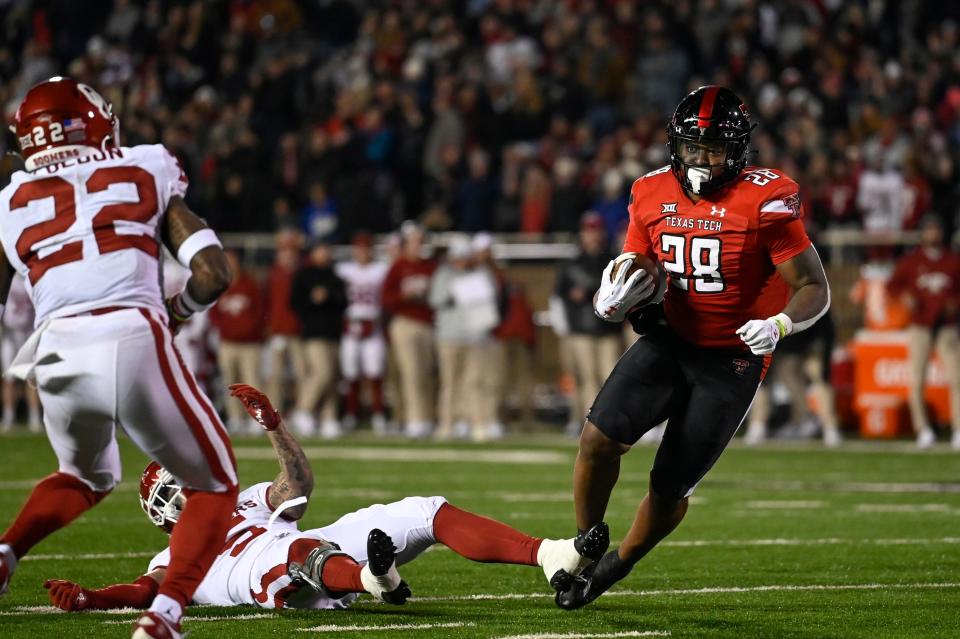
[594,256,655,322]
[736,313,793,355]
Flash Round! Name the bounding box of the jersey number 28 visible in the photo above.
[9,167,159,285]
[660,234,725,293]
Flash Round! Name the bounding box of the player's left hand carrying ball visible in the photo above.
[594,254,656,322]
[736,313,793,355]
[229,383,281,431]
[44,579,91,611]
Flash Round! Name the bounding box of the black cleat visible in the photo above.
[574,522,610,561]
[366,528,396,577]
[548,522,611,595]
[555,549,633,611]
[364,528,411,605]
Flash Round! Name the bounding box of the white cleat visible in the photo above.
[404,421,432,439]
[290,410,317,438]
[320,420,343,440]
[131,611,181,639]
[744,422,767,446]
[823,428,843,448]
[371,413,388,436]
[917,428,936,449]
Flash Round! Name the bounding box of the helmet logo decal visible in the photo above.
[77,83,112,120]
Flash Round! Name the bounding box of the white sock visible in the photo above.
[148,593,183,626]
[2,408,13,425]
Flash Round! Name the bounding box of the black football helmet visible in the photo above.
[666,86,753,196]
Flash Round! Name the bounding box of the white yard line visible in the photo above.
[744,500,826,509]
[297,621,474,633]
[495,632,670,639]
[855,504,955,513]
[0,606,143,616]
[22,551,157,562]
[713,479,960,494]
[235,447,567,465]
[662,537,960,547]
[103,613,276,625]
[4,583,958,619]
[412,581,960,603]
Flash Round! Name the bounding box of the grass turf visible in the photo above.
[0,432,958,638]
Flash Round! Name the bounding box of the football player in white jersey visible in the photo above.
[43,384,607,614]
[335,232,390,433]
[0,77,239,639]
[0,273,40,431]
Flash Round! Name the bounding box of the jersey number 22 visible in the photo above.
[9,167,159,284]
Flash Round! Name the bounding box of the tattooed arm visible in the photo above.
[228,384,315,521]
[266,421,315,521]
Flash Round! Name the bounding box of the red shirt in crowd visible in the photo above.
[210,270,266,343]
[381,256,437,325]
[887,248,960,327]
[266,262,302,336]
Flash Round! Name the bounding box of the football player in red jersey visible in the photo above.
[551,86,831,609]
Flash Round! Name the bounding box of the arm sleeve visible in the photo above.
[85,576,160,610]
[758,188,812,265]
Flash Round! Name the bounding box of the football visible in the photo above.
[609,252,663,304]
[610,251,659,281]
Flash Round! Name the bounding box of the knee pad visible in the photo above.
[287,540,348,598]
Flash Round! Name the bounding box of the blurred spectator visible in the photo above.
[553,213,623,433]
[473,232,510,437]
[0,274,39,432]
[335,232,390,434]
[429,235,500,441]
[592,170,629,240]
[857,156,908,232]
[850,247,911,330]
[265,230,306,414]
[209,249,266,434]
[455,149,498,232]
[382,222,437,438]
[290,240,348,439]
[302,182,339,241]
[887,216,960,449]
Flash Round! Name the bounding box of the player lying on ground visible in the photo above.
[44,384,597,612]
[552,86,831,609]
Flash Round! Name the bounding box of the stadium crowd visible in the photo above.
[2,0,960,241]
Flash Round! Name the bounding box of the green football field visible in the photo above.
[1,432,959,638]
